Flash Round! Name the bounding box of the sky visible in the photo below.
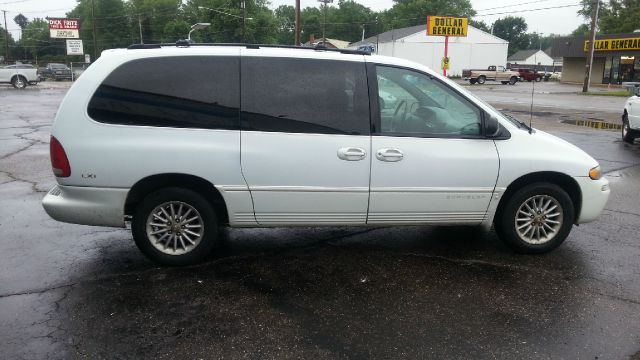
[0,0,586,40]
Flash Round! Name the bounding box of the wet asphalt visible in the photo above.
[1,82,640,359]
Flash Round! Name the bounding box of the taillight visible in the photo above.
[50,136,71,177]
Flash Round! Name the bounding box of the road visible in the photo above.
[1,82,640,359]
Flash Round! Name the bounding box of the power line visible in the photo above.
[476,0,555,12]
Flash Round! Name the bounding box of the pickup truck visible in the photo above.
[0,64,39,89]
[39,63,73,81]
[462,66,520,85]
[514,68,543,82]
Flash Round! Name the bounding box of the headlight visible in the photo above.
[589,166,601,180]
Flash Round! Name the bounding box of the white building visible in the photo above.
[507,49,555,67]
[348,24,509,77]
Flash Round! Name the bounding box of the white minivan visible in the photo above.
[42,44,610,265]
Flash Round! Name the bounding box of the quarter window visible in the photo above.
[241,57,370,135]
[88,56,239,129]
[376,66,482,136]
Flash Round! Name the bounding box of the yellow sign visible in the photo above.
[584,37,640,52]
[441,57,450,70]
[427,16,468,37]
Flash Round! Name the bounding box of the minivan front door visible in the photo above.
[239,54,371,225]
[368,64,499,224]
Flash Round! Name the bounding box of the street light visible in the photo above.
[188,22,210,42]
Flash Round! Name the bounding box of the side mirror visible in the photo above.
[485,115,501,137]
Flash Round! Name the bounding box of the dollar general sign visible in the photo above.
[584,37,640,52]
[426,16,468,37]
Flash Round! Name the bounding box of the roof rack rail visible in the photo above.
[126,41,370,55]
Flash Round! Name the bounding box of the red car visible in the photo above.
[515,68,542,82]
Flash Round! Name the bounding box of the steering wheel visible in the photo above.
[392,100,408,132]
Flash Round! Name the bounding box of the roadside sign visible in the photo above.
[426,16,468,37]
[49,18,79,39]
[85,54,91,63]
[441,56,450,70]
[66,40,84,55]
[584,36,640,52]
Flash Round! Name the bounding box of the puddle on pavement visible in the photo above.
[561,119,622,130]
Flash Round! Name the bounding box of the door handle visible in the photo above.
[376,148,404,162]
[337,147,366,161]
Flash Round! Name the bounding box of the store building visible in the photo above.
[551,33,640,84]
[348,24,509,77]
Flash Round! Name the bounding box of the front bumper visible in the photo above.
[574,176,610,224]
[42,185,129,227]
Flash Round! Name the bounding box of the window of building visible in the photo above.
[88,56,240,130]
[240,57,370,135]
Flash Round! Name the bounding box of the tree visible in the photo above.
[0,24,16,62]
[571,24,590,36]
[19,18,54,61]
[13,14,29,30]
[491,16,529,56]
[66,0,131,58]
[596,0,640,34]
[470,19,489,33]
[381,0,475,31]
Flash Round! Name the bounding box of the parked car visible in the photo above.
[462,65,520,85]
[42,44,610,265]
[623,89,640,143]
[514,68,542,82]
[0,63,39,89]
[39,63,73,81]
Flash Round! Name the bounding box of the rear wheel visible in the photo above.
[509,76,518,85]
[477,76,486,85]
[535,76,542,82]
[11,76,27,89]
[622,114,636,143]
[470,79,477,85]
[501,81,508,85]
[132,187,218,266]
[495,183,574,253]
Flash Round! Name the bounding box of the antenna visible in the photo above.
[528,51,537,134]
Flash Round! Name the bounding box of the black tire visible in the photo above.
[470,79,477,85]
[11,76,27,89]
[509,76,518,85]
[477,76,486,85]
[535,76,542,82]
[501,81,508,85]
[622,114,636,144]
[495,183,574,254]
[132,187,218,266]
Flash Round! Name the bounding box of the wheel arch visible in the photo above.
[125,173,229,225]
[495,171,582,224]
[10,74,27,83]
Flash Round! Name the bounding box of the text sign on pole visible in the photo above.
[66,39,84,55]
[49,18,80,39]
[426,16,468,37]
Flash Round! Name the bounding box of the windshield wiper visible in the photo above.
[503,113,533,132]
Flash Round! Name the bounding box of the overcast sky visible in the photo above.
[1,0,586,39]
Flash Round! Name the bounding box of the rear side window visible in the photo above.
[241,57,370,135]
[88,56,239,130]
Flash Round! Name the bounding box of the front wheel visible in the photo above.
[495,183,574,253]
[132,187,218,266]
[622,115,636,143]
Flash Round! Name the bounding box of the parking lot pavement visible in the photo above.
[1,85,640,359]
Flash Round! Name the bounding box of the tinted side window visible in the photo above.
[241,57,369,135]
[88,56,239,130]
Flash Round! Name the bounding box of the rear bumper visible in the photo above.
[574,176,610,224]
[42,185,128,227]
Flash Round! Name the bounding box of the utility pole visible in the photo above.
[583,0,600,93]
[317,0,332,42]
[241,0,246,43]
[138,15,143,44]
[91,0,97,61]
[294,0,300,45]
[2,10,9,63]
